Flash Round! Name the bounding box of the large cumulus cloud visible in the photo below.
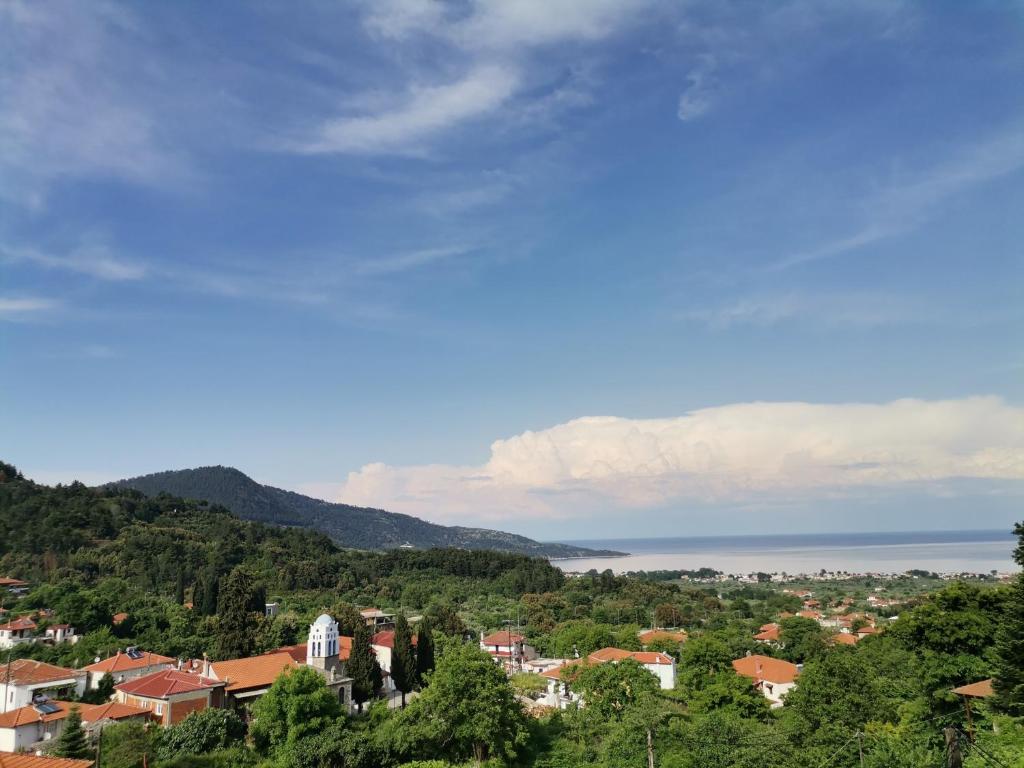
[337,397,1024,524]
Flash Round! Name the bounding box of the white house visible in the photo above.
[0,660,86,712]
[82,648,176,689]
[480,631,537,671]
[371,629,418,692]
[0,617,37,650]
[0,700,149,752]
[731,655,800,708]
[42,625,78,645]
[540,647,676,709]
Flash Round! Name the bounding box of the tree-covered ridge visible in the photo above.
[111,465,623,557]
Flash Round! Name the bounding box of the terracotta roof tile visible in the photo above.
[84,650,175,674]
[638,630,687,645]
[0,618,36,632]
[951,679,994,698]
[0,660,79,686]
[373,631,417,649]
[732,655,799,684]
[480,631,523,646]
[0,753,93,768]
[115,669,222,699]
[210,653,297,693]
[831,633,858,645]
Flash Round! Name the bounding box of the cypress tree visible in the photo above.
[994,522,1024,715]
[202,570,220,616]
[175,568,185,605]
[214,566,265,660]
[391,613,416,707]
[53,705,90,759]
[416,615,435,685]
[348,622,377,713]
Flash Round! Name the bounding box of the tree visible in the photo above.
[424,602,466,638]
[348,621,380,713]
[159,707,246,759]
[779,616,828,663]
[331,601,364,637]
[654,603,683,627]
[214,565,265,660]
[175,568,186,605]
[53,704,90,759]
[415,616,435,684]
[571,659,660,721]
[994,522,1024,715]
[97,722,155,768]
[403,643,527,765]
[250,667,341,756]
[391,613,417,707]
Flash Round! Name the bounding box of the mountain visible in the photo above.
[111,466,624,558]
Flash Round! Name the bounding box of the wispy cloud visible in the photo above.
[293,65,520,155]
[0,296,60,318]
[3,243,147,281]
[771,128,1024,270]
[677,54,717,122]
[682,292,935,329]
[354,245,475,276]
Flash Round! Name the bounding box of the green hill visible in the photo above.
[112,466,623,558]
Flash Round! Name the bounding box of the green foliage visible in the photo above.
[687,670,772,720]
[214,565,266,660]
[571,659,659,720]
[401,642,528,765]
[250,666,342,756]
[53,705,91,759]
[994,523,1024,715]
[415,617,436,683]
[778,616,829,663]
[158,708,246,759]
[98,722,157,768]
[348,621,381,711]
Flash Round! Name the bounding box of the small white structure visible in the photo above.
[540,647,676,709]
[731,655,799,708]
[307,614,340,664]
[480,631,538,671]
[0,617,37,650]
[42,625,78,645]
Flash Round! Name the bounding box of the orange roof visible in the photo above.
[796,610,821,620]
[274,637,352,663]
[0,617,36,632]
[755,626,780,641]
[732,655,799,684]
[112,612,129,625]
[115,669,222,699]
[638,629,687,645]
[831,633,858,645]
[628,651,674,665]
[539,659,592,681]
[0,660,78,686]
[84,650,175,674]
[952,679,994,698]
[0,579,28,588]
[481,631,524,646]
[759,622,778,632]
[372,631,418,649]
[210,653,296,693]
[588,647,633,662]
[0,701,74,728]
[0,753,93,768]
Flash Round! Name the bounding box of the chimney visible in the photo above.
[202,653,211,678]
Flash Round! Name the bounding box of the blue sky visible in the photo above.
[2,0,1022,540]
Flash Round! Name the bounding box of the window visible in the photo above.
[155,703,163,715]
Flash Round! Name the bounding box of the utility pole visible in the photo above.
[646,727,654,768]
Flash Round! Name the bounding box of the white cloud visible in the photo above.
[677,55,717,122]
[354,245,475,276]
[0,296,60,317]
[337,397,1024,524]
[294,65,520,155]
[682,292,935,329]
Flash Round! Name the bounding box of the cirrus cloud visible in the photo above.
[337,397,1024,525]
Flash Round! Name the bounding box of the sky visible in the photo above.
[2,0,1022,541]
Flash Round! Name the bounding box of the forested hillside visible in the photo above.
[112,465,622,557]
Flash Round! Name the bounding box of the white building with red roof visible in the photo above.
[114,669,225,726]
[82,648,176,689]
[0,700,148,752]
[732,654,800,707]
[540,647,676,709]
[0,618,37,651]
[479,630,537,671]
[0,661,85,711]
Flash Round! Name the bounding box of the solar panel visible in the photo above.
[126,647,144,660]
[34,702,60,715]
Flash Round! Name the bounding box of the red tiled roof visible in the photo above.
[211,653,296,693]
[0,701,74,728]
[84,650,175,674]
[481,631,523,646]
[638,629,687,645]
[0,617,36,632]
[274,637,353,663]
[588,647,673,665]
[80,701,150,722]
[732,655,799,685]
[112,612,129,625]
[831,633,858,645]
[115,669,222,699]
[856,626,879,635]
[0,753,93,768]
[0,660,78,686]
[539,659,591,681]
[0,579,28,588]
[372,631,418,649]
[588,647,633,662]
[628,651,674,665]
[951,679,994,699]
[754,626,781,641]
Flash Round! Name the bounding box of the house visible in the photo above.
[479,631,537,671]
[0,700,148,752]
[855,626,879,639]
[0,752,93,768]
[359,608,395,630]
[83,648,176,689]
[0,661,85,711]
[540,647,676,709]
[731,655,800,707]
[587,648,676,690]
[372,630,419,691]
[264,603,280,618]
[637,629,687,648]
[41,626,77,646]
[111,613,129,626]
[0,579,29,596]
[831,633,858,646]
[114,669,225,726]
[208,653,297,709]
[754,623,781,644]
[0,618,37,650]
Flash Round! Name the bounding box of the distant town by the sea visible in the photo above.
[549,529,1019,578]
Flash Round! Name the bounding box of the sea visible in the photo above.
[549,529,1019,576]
